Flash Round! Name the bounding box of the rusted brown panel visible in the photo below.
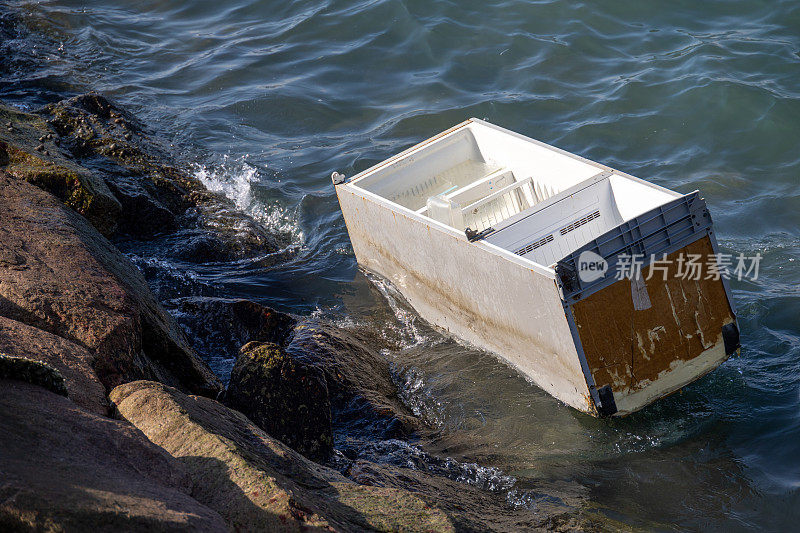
[572,235,735,394]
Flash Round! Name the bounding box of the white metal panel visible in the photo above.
[484,176,623,266]
[608,174,678,221]
[337,118,704,416]
[336,184,593,413]
[467,120,603,192]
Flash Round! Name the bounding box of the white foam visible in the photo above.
[192,156,304,245]
[357,438,517,493]
[194,155,256,211]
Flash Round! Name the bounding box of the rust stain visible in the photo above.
[573,236,735,395]
[583,393,599,416]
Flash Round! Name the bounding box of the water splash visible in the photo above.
[192,156,304,245]
[365,273,433,350]
[194,156,256,211]
[353,438,517,493]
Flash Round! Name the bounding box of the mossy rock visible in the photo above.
[223,342,333,462]
[0,102,122,236]
[2,144,106,217]
[0,354,68,397]
[288,321,420,439]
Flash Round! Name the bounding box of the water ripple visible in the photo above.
[7,0,800,527]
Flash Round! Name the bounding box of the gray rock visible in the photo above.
[0,380,228,532]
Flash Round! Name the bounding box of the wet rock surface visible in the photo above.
[224,341,334,462]
[0,379,228,532]
[0,171,221,396]
[176,296,421,443]
[287,320,421,441]
[343,460,583,532]
[176,297,298,363]
[42,92,293,261]
[0,92,294,263]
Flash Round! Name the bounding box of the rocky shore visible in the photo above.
[0,90,617,531]
[0,12,622,529]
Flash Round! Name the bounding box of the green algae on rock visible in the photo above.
[0,316,109,415]
[0,102,122,236]
[224,341,334,462]
[0,354,68,397]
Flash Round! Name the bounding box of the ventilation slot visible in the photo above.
[516,234,554,256]
[559,210,601,236]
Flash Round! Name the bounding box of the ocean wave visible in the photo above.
[192,156,305,245]
[350,438,517,493]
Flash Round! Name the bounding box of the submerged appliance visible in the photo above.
[334,119,739,416]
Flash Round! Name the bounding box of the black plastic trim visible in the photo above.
[596,385,618,417]
[465,227,495,242]
[722,322,740,355]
